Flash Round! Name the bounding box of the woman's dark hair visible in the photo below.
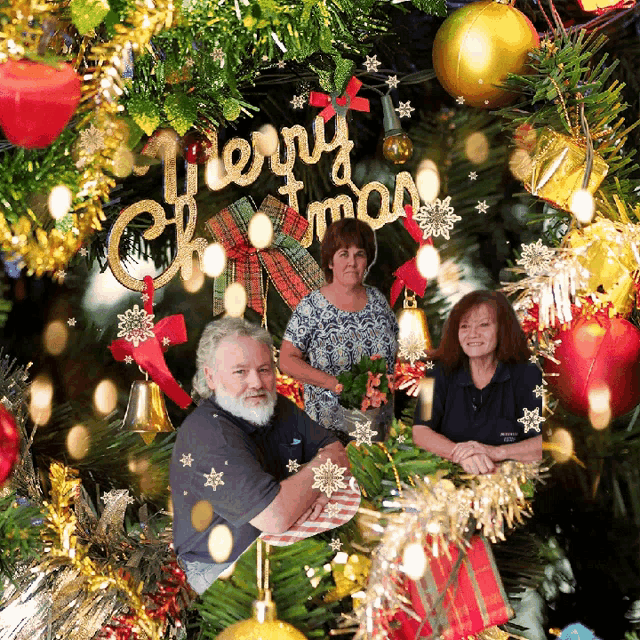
[320,218,377,283]
[430,290,530,372]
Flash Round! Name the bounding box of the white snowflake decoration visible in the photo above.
[386,75,400,89]
[102,489,134,510]
[363,54,381,72]
[414,196,461,241]
[349,420,378,447]
[79,124,105,156]
[55,270,66,281]
[180,453,193,467]
[529,355,538,365]
[397,434,406,444]
[116,305,155,347]
[517,239,554,276]
[329,537,343,552]
[533,385,546,399]
[468,172,477,181]
[211,47,225,64]
[456,96,465,105]
[424,360,435,370]
[276,60,286,69]
[79,247,89,257]
[67,317,76,327]
[290,95,306,109]
[287,459,301,473]
[326,503,341,518]
[398,332,427,366]
[124,355,134,365]
[312,458,347,498]
[162,336,171,347]
[517,407,545,434]
[475,201,489,214]
[141,293,150,303]
[204,467,225,491]
[395,101,415,118]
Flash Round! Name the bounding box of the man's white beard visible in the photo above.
[215,384,277,426]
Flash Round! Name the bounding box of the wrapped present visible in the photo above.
[390,536,512,640]
[524,128,608,212]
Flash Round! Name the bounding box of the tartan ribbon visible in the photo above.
[390,205,433,306]
[206,195,325,316]
[309,76,370,123]
[109,275,192,409]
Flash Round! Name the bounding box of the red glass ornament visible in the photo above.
[182,132,212,164]
[544,315,640,419]
[0,404,19,486]
[0,59,81,149]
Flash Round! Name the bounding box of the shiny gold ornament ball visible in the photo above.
[432,0,539,109]
[216,618,308,640]
[382,132,414,165]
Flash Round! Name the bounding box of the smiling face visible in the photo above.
[329,244,368,287]
[458,303,498,362]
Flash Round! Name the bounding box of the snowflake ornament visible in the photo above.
[398,332,427,366]
[162,336,171,347]
[276,60,286,69]
[517,239,554,276]
[414,196,461,240]
[204,467,225,491]
[475,201,489,214]
[456,96,465,105]
[67,317,76,327]
[116,305,155,347]
[124,355,134,364]
[211,47,225,64]
[312,458,347,498]
[329,537,343,552]
[350,420,378,447]
[55,270,66,281]
[468,172,477,181]
[397,434,406,444]
[386,75,400,89]
[287,459,301,473]
[102,488,134,510]
[396,101,415,118]
[290,95,306,109]
[363,54,381,72]
[79,247,89,257]
[180,453,193,467]
[533,385,546,399]
[141,293,150,303]
[326,503,341,518]
[425,360,435,370]
[79,124,106,156]
[529,355,538,365]
[518,407,545,434]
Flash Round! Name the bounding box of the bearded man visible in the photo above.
[170,317,348,594]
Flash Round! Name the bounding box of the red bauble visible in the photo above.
[0,59,81,149]
[182,132,212,164]
[544,315,640,419]
[0,404,19,486]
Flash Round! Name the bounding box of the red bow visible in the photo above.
[390,205,433,306]
[109,275,192,409]
[309,76,370,123]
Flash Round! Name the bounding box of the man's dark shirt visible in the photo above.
[170,394,338,574]
[414,361,543,445]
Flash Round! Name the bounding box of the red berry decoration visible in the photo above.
[0,404,20,486]
[182,131,212,164]
[0,59,82,149]
[544,315,640,419]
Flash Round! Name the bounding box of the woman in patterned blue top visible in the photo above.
[279,219,398,442]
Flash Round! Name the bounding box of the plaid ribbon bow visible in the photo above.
[206,195,325,317]
[309,76,370,123]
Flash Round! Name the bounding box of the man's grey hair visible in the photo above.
[192,317,274,400]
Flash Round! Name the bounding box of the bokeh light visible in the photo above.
[93,379,118,415]
[224,282,247,317]
[588,385,611,430]
[255,124,279,157]
[43,320,68,356]
[416,244,440,280]
[191,500,215,532]
[401,542,427,580]
[202,243,227,278]
[418,377,435,423]
[208,524,234,563]
[111,145,134,178]
[29,373,53,426]
[205,156,227,190]
[48,185,73,220]
[67,423,90,460]
[183,256,205,293]
[508,148,532,182]
[464,132,489,164]
[569,189,595,224]
[549,427,573,463]
[415,159,440,203]
[128,455,151,474]
[247,211,274,249]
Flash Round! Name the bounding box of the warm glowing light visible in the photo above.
[415,159,440,203]
[202,243,227,278]
[128,455,150,474]
[569,189,595,224]
[464,132,489,164]
[416,244,440,280]
[247,211,274,249]
[111,145,134,178]
[588,385,611,430]
[550,427,573,463]
[183,257,205,293]
[508,148,532,181]
[48,185,73,220]
[43,320,68,356]
[255,124,279,156]
[66,424,90,460]
[93,379,118,415]
[208,524,234,563]
[224,282,247,317]
[418,377,435,422]
[205,156,227,190]
[401,542,427,580]
[30,374,53,412]
[191,500,214,532]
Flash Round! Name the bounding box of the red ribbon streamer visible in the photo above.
[390,205,433,306]
[109,275,192,409]
[308,76,370,123]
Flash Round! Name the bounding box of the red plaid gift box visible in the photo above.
[390,536,512,640]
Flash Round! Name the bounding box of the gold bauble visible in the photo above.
[432,0,539,109]
[382,132,414,165]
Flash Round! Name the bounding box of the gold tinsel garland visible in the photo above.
[0,0,174,276]
[341,460,544,639]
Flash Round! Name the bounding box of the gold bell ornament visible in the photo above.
[396,291,432,365]
[123,380,175,445]
[381,94,413,165]
[217,540,308,640]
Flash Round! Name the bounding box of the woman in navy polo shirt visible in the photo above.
[413,290,543,475]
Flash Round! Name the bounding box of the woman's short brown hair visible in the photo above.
[430,290,531,371]
[320,218,377,283]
